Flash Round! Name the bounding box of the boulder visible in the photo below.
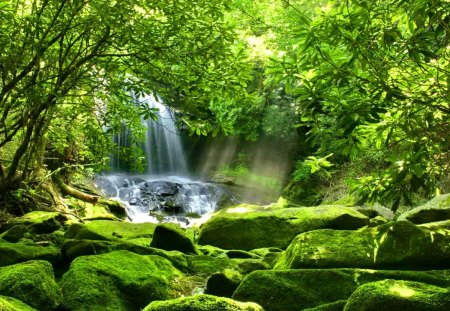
[60,250,181,311]
[275,221,450,269]
[198,205,369,250]
[0,260,62,311]
[344,279,450,311]
[150,224,199,255]
[0,295,37,311]
[0,225,29,242]
[398,194,450,224]
[143,294,264,311]
[64,220,156,243]
[232,269,450,311]
[205,269,243,297]
[0,240,60,267]
[15,211,64,233]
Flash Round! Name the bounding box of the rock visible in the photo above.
[0,225,29,242]
[0,240,60,267]
[0,295,37,311]
[150,224,199,255]
[61,239,187,268]
[398,194,450,224]
[186,255,238,276]
[369,216,389,227]
[232,269,450,311]
[16,211,64,233]
[205,269,243,297]
[353,204,395,221]
[0,260,62,311]
[275,221,450,269]
[60,250,181,311]
[344,279,450,311]
[226,250,261,259]
[419,219,450,230]
[143,294,264,311]
[64,220,156,242]
[249,248,283,267]
[198,205,369,250]
[303,300,347,311]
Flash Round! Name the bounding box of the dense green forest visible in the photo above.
[0,1,450,310]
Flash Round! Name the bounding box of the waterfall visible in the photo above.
[140,94,187,174]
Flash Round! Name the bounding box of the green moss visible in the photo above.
[0,296,37,311]
[60,250,181,311]
[186,255,237,276]
[275,221,450,269]
[303,300,348,311]
[398,194,450,224]
[0,260,62,311]
[150,224,200,255]
[205,269,243,297]
[143,294,264,311]
[64,220,156,242]
[249,248,283,267]
[198,205,369,250]
[18,211,63,232]
[198,245,228,257]
[0,240,60,267]
[344,279,450,311]
[232,269,450,311]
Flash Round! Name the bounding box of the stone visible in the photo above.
[150,224,199,255]
[16,211,64,233]
[0,225,29,242]
[275,221,450,270]
[64,220,156,242]
[344,279,450,311]
[232,269,450,311]
[198,204,369,250]
[398,194,450,224]
[143,294,264,311]
[0,295,37,311]
[60,250,181,311]
[0,260,62,311]
[0,240,60,267]
[205,269,243,297]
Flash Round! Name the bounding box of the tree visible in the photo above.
[267,0,449,207]
[0,0,252,195]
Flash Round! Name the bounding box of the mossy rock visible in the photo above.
[205,269,243,298]
[64,220,156,243]
[186,255,237,276]
[398,194,450,224]
[0,260,62,311]
[303,300,347,311]
[232,268,450,311]
[198,245,228,257]
[61,239,188,271]
[16,211,65,233]
[344,279,450,311]
[226,250,261,259]
[419,219,450,230]
[60,250,181,311]
[0,295,37,311]
[143,294,264,311]
[198,205,369,250]
[150,224,200,255]
[0,225,29,242]
[249,248,283,267]
[0,240,60,267]
[275,221,450,269]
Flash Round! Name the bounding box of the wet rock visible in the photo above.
[150,224,200,255]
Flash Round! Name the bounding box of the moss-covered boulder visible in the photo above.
[0,240,60,267]
[0,260,62,311]
[143,294,264,311]
[232,268,450,311]
[16,211,64,233]
[303,300,347,311]
[398,194,450,224]
[0,225,29,242]
[205,269,243,297]
[344,279,450,311]
[198,205,369,250]
[150,224,199,255]
[0,295,37,311]
[60,250,181,311]
[64,220,156,244]
[275,221,450,269]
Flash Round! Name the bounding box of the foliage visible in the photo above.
[0,0,252,193]
[266,0,450,207]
